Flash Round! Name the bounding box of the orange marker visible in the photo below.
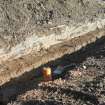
[42,67,52,81]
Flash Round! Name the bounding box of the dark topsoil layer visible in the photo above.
[3,38,105,105]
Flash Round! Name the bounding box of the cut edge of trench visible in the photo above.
[0,29,105,104]
[0,28,105,86]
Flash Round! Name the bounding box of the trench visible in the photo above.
[0,35,105,105]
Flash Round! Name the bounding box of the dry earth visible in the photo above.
[0,0,105,105]
[0,36,104,105]
[0,0,105,85]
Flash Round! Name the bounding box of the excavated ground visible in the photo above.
[0,36,105,105]
[0,29,105,86]
[0,0,105,105]
[0,0,105,86]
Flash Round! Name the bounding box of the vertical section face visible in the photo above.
[0,0,105,85]
[0,0,105,49]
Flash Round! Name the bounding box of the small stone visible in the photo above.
[100,82,104,88]
[82,65,87,69]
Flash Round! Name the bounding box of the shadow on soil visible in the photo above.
[0,36,105,105]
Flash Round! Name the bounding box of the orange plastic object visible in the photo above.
[42,67,52,81]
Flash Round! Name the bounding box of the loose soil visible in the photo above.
[1,37,105,105]
[0,0,105,105]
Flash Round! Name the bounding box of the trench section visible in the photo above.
[0,29,105,104]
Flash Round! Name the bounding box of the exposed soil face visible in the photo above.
[0,0,104,46]
[0,0,105,57]
[0,0,105,104]
[3,38,105,105]
[0,0,105,86]
[1,29,105,86]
